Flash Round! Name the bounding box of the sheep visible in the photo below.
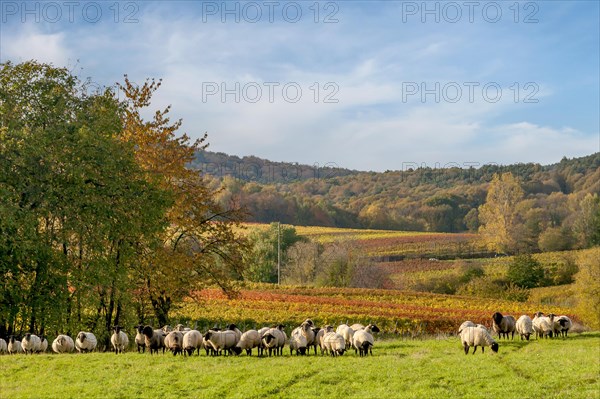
[352,324,380,356]
[227,324,242,344]
[515,315,533,341]
[182,330,203,356]
[336,324,355,350]
[164,331,184,356]
[75,332,97,353]
[8,336,23,354]
[175,324,191,333]
[551,315,573,338]
[204,330,238,356]
[22,333,41,355]
[323,331,346,356]
[289,329,308,355]
[0,338,7,354]
[52,335,75,354]
[261,325,286,357]
[293,321,316,355]
[460,326,499,354]
[458,321,476,334]
[111,326,129,354]
[317,325,334,355]
[492,312,516,339]
[39,336,48,353]
[135,325,146,353]
[142,326,166,355]
[232,330,262,356]
[532,312,554,339]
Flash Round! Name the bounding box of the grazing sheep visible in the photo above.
[175,324,191,333]
[289,329,308,355]
[39,336,48,353]
[52,335,75,354]
[492,312,516,339]
[261,326,286,357]
[548,313,573,338]
[204,330,237,356]
[532,312,554,339]
[164,331,184,356]
[111,326,129,354]
[232,330,262,356]
[142,326,166,355]
[227,324,242,344]
[135,325,146,353]
[516,315,533,341]
[353,324,380,356]
[8,336,23,354]
[0,338,7,354]
[323,332,346,356]
[460,326,499,355]
[75,332,97,353]
[336,324,355,350]
[458,321,476,334]
[22,333,42,355]
[182,330,203,356]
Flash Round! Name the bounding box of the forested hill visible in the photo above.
[194,151,600,235]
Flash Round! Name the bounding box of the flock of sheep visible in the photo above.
[0,320,381,357]
[0,311,574,358]
[459,311,573,355]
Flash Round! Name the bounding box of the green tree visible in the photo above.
[506,254,544,289]
[478,173,525,254]
[245,223,304,283]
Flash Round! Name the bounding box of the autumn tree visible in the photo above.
[117,77,248,325]
[478,173,526,254]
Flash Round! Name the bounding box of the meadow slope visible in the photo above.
[1,334,598,399]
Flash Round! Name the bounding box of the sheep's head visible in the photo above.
[533,311,544,318]
[142,326,154,338]
[136,325,144,334]
[547,313,556,321]
[204,331,213,341]
[227,324,238,331]
[263,334,275,344]
[231,347,242,355]
[368,324,380,333]
[492,312,504,325]
[77,332,86,342]
[304,319,314,327]
[24,333,31,340]
[491,343,499,353]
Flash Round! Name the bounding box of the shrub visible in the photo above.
[507,254,544,288]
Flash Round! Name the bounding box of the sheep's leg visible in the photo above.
[463,343,469,355]
[472,346,477,355]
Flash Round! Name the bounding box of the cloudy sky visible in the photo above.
[1,1,598,171]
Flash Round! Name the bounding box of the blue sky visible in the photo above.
[1,1,598,171]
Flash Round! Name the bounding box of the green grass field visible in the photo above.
[2,333,598,399]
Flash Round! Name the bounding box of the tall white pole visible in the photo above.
[277,222,281,285]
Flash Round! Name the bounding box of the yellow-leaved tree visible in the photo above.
[118,77,248,326]
[478,173,525,254]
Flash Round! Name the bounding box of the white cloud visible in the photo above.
[1,28,71,66]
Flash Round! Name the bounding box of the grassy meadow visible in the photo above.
[1,333,598,399]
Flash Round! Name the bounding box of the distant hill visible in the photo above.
[193,151,600,237]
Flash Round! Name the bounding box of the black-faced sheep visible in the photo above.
[75,332,97,353]
[549,314,572,338]
[460,326,499,354]
[232,330,262,356]
[52,335,75,354]
[532,312,553,339]
[289,329,308,355]
[8,336,23,354]
[164,331,184,356]
[0,338,7,354]
[182,330,203,356]
[323,332,346,356]
[492,312,516,339]
[22,333,41,355]
[135,325,146,353]
[142,326,166,355]
[204,330,237,356]
[516,315,533,340]
[261,326,286,357]
[111,326,129,354]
